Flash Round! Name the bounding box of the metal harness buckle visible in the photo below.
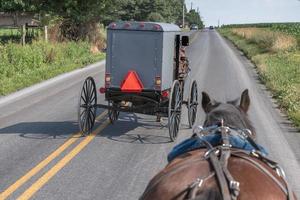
[275,165,286,179]
[222,143,232,148]
[196,178,204,188]
[251,150,259,158]
[230,180,240,194]
[204,148,219,159]
[230,180,240,188]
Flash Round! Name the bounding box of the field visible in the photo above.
[223,22,300,33]
[219,24,300,128]
[223,23,300,45]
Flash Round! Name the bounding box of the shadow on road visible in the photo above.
[0,121,80,139]
[99,113,172,144]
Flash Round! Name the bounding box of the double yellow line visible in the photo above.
[0,111,109,200]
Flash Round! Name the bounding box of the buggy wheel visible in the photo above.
[78,77,97,136]
[108,101,119,124]
[188,80,198,128]
[168,80,182,141]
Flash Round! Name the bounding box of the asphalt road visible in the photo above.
[0,30,299,200]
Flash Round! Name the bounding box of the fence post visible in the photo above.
[44,26,48,42]
[22,24,26,45]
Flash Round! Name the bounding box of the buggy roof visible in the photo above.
[107,21,181,32]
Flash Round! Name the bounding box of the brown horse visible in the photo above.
[140,89,296,200]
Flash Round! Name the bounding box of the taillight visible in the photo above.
[155,76,161,89]
[99,87,106,94]
[139,22,145,28]
[124,22,131,28]
[105,73,111,87]
[110,23,116,28]
[153,25,161,31]
[162,90,169,98]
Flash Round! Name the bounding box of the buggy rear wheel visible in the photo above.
[78,77,97,136]
[168,80,182,141]
[188,80,198,128]
[108,101,119,124]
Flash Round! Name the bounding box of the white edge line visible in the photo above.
[0,60,106,107]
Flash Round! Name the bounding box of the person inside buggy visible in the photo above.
[178,47,189,78]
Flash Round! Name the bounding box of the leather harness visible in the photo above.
[140,121,295,200]
[187,120,295,200]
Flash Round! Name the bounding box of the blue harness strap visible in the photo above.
[167,134,268,162]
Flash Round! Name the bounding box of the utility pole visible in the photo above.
[191,2,193,10]
[218,19,220,28]
[182,0,185,28]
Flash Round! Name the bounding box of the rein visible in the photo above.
[187,120,295,200]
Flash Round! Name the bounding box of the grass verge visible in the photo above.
[0,41,105,96]
[219,28,300,128]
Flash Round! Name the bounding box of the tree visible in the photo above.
[0,0,190,40]
[147,12,164,22]
[0,0,34,12]
[186,9,204,28]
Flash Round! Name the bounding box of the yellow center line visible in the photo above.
[17,119,110,200]
[0,135,80,200]
[0,111,107,200]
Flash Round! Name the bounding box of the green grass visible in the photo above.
[0,28,20,35]
[219,28,300,128]
[0,28,22,44]
[0,41,104,95]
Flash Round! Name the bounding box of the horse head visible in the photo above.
[201,89,255,138]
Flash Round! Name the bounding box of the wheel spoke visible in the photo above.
[80,104,87,108]
[81,95,87,104]
[86,80,91,102]
[87,113,92,132]
[80,109,87,118]
[82,112,87,132]
[90,93,96,103]
[88,80,93,101]
[175,88,180,103]
[174,116,179,137]
[89,111,94,129]
[82,83,88,102]
[91,109,96,121]
[175,114,180,126]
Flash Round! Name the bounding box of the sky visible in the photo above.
[185,0,300,26]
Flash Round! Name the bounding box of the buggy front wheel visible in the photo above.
[108,101,119,124]
[188,80,198,128]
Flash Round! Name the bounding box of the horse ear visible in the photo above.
[202,92,212,113]
[240,89,250,113]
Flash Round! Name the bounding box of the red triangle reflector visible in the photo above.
[120,71,144,93]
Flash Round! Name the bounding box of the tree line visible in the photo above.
[0,0,204,40]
